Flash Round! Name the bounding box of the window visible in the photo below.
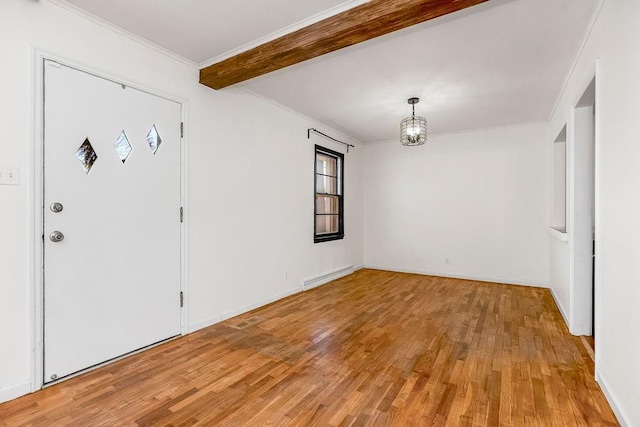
[314,145,344,243]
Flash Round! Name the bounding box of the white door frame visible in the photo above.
[592,62,601,373]
[30,49,189,391]
[568,66,598,338]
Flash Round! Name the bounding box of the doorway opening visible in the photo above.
[571,76,596,357]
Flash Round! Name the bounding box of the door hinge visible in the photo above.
[180,291,184,307]
[180,207,184,223]
[180,122,184,138]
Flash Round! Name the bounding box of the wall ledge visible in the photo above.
[549,227,569,241]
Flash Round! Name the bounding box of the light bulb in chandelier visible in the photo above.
[406,124,420,141]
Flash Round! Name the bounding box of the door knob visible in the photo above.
[49,231,65,243]
[50,202,63,213]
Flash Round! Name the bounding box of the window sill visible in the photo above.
[314,234,344,244]
[549,227,568,242]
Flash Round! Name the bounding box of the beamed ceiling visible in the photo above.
[199,0,488,89]
[61,0,602,142]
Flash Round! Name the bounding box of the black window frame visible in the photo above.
[314,145,344,243]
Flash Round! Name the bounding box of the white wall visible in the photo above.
[3,0,639,423]
[363,123,550,287]
[0,0,363,402]
[546,0,640,424]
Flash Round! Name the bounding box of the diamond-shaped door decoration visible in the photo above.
[75,138,98,174]
[114,130,132,163]
[146,124,162,154]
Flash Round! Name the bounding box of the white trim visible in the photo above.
[596,371,629,426]
[567,105,576,334]
[30,49,188,391]
[44,0,198,69]
[549,288,570,330]
[593,61,602,372]
[198,0,370,68]
[364,265,548,288]
[179,102,189,336]
[30,48,46,393]
[0,381,31,404]
[547,0,605,120]
[188,288,301,333]
[31,49,187,106]
[354,264,365,271]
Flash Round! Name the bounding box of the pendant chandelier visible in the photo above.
[400,97,427,146]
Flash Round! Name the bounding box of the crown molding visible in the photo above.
[44,0,199,69]
[547,0,605,120]
[198,0,371,68]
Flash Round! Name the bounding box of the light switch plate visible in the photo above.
[0,167,19,185]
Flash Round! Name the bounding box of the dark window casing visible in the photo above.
[314,145,344,243]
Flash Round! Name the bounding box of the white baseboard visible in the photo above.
[596,371,630,426]
[354,264,365,271]
[188,287,300,333]
[549,288,571,331]
[0,380,31,404]
[364,265,548,288]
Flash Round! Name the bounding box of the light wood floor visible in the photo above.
[0,269,618,426]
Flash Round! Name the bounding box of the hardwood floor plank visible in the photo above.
[0,270,618,426]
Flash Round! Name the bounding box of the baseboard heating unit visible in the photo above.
[302,265,354,291]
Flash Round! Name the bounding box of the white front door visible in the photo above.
[43,60,182,383]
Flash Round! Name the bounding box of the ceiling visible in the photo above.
[61,0,601,142]
[61,0,369,65]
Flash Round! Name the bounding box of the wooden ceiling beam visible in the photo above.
[199,0,487,90]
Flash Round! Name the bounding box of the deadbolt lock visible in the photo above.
[50,202,63,213]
